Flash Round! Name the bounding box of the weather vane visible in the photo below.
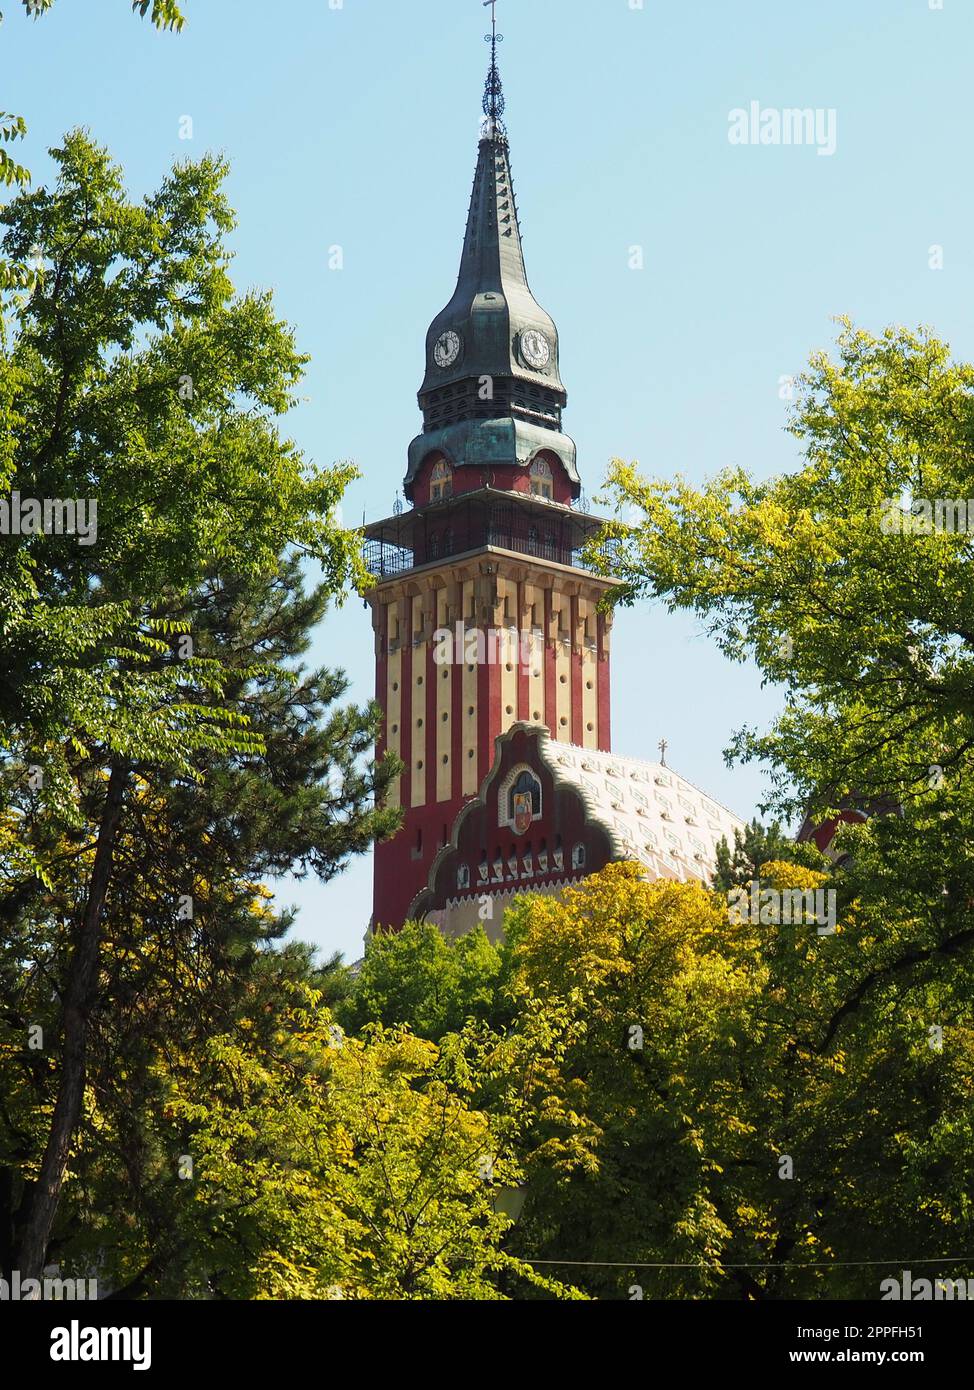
[658,738,668,766]
[482,0,506,133]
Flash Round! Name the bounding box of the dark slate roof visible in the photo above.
[405,52,579,505]
[417,132,566,402]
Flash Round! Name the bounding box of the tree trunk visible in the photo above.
[16,762,128,1286]
[0,1166,14,1281]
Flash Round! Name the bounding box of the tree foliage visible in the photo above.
[590,321,974,828]
[555,319,974,1296]
[499,860,974,1299]
[337,919,508,1042]
[53,976,576,1300]
[712,818,823,892]
[16,0,184,30]
[0,133,399,1280]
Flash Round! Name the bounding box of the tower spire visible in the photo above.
[482,0,505,136]
[406,2,579,502]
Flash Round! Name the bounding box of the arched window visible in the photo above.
[499,763,544,831]
[508,769,541,819]
[457,863,470,891]
[430,459,453,502]
[529,456,554,500]
[572,842,587,870]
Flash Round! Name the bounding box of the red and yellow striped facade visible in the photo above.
[369,549,614,927]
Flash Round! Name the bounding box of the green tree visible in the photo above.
[503,863,769,1298]
[338,919,508,1042]
[0,552,401,1285]
[566,337,974,1293]
[161,1003,577,1300]
[0,131,399,1280]
[17,0,185,22]
[591,320,974,830]
[502,860,974,1299]
[712,818,823,892]
[44,967,580,1300]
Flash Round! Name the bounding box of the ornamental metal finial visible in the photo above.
[482,0,506,135]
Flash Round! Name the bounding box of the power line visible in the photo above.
[521,1255,974,1270]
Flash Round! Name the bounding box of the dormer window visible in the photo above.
[430,459,453,503]
[529,457,553,500]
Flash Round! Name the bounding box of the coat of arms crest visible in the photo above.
[512,789,533,835]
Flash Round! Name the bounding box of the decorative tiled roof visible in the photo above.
[539,731,745,885]
[409,723,747,927]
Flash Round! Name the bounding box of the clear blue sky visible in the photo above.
[6,0,972,960]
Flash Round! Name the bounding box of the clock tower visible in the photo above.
[364,22,617,930]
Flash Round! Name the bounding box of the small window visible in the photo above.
[529,456,554,500]
[457,863,470,891]
[572,843,586,870]
[430,459,453,502]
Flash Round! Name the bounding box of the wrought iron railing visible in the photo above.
[363,539,415,578]
[363,508,616,580]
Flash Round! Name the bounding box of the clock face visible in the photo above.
[433,330,461,368]
[520,328,551,370]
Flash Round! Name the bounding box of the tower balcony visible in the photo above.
[362,487,614,581]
